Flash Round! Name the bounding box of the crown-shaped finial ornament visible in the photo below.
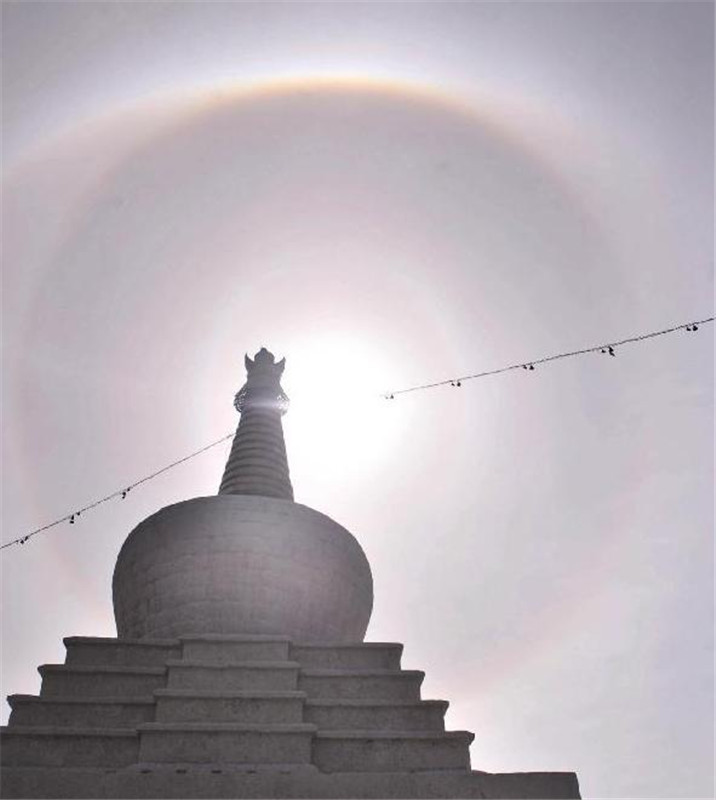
[245,347,286,376]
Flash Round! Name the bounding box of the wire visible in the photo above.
[1,433,235,551]
[2,314,712,552]
[383,316,714,398]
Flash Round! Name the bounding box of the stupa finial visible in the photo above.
[234,348,289,415]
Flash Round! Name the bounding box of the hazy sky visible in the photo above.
[1,3,713,798]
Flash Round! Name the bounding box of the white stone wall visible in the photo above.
[112,495,373,642]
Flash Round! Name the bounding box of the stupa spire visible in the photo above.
[218,347,294,500]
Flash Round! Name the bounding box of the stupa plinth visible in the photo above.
[1,348,580,799]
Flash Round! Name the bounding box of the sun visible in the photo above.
[280,334,414,491]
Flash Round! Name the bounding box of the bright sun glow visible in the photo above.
[281,335,414,487]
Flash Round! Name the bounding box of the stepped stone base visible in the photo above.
[1,635,580,799]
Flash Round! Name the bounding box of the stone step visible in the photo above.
[7,695,156,728]
[0,765,582,799]
[154,689,305,724]
[304,699,447,731]
[298,670,424,702]
[181,635,290,664]
[137,722,316,764]
[39,665,167,698]
[0,727,139,768]
[313,730,474,773]
[64,636,181,667]
[166,661,299,692]
[291,643,403,671]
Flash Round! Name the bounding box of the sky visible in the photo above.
[1,2,713,798]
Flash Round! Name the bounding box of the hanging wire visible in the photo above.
[1,433,235,551]
[2,314,712,551]
[382,316,713,399]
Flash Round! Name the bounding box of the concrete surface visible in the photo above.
[182,635,290,663]
[153,689,305,724]
[304,699,447,731]
[165,660,300,692]
[1,728,139,768]
[298,669,424,701]
[112,494,374,642]
[64,637,181,667]
[7,695,155,728]
[1,766,581,798]
[137,722,316,764]
[290,643,403,670]
[313,730,474,772]
[38,664,166,697]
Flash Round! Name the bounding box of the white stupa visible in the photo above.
[113,348,373,644]
[2,349,580,799]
